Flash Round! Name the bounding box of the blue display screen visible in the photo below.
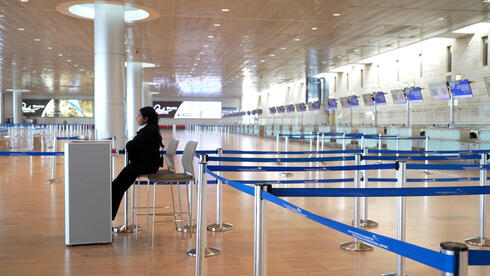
[340,97,350,108]
[269,107,276,114]
[374,92,387,104]
[277,106,286,113]
[348,95,359,106]
[286,105,295,112]
[405,87,423,102]
[449,79,472,98]
[328,99,337,109]
[313,101,321,110]
[361,94,374,106]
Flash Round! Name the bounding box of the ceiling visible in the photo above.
[0,0,489,98]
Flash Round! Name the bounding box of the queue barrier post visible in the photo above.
[359,148,378,228]
[424,136,431,175]
[396,136,400,157]
[377,134,383,164]
[342,132,346,157]
[46,135,61,184]
[316,132,320,158]
[208,148,233,232]
[282,136,292,177]
[187,154,221,261]
[439,242,468,276]
[381,161,410,276]
[465,153,490,246]
[341,154,374,252]
[309,132,313,157]
[254,184,271,276]
[275,133,282,165]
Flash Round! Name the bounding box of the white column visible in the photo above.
[94,3,125,148]
[126,62,143,140]
[142,82,152,107]
[0,91,3,124]
[13,91,22,124]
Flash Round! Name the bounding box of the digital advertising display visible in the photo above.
[449,79,473,98]
[286,104,295,113]
[328,98,338,109]
[429,82,450,100]
[22,99,93,117]
[296,103,307,112]
[269,107,277,114]
[154,101,222,118]
[391,89,406,104]
[405,87,423,102]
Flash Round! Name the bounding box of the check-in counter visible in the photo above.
[303,125,315,134]
[425,128,470,151]
[358,127,379,148]
[335,126,357,146]
[32,134,42,151]
[386,127,422,150]
[291,125,301,135]
[280,125,291,135]
[478,129,490,150]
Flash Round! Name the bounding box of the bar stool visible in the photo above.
[133,139,180,239]
[147,141,198,251]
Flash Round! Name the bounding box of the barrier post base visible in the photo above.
[274,162,283,166]
[281,172,293,177]
[186,246,221,257]
[423,170,431,175]
[340,241,373,252]
[207,222,233,232]
[46,178,62,184]
[360,219,379,228]
[112,224,141,233]
[465,237,490,247]
[380,272,413,276]
[178,224,197,233]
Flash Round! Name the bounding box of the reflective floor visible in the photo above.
[0,129,488,275]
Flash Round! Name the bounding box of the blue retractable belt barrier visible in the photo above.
[0,151,64,156]
[371,149,490,155]
[205,168,254,195]
[207,163,396,172]
[363,155,481,161]
[407,164,490,171]
[468,250,490,266]
[221,149,362,155]
[56,136,79,140]
[270,186,490,198]
[368,177,490,183]
[208,156,355,163]
[259,190,456,273]
[216,178,355,185]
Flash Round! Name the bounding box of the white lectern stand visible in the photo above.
[65,141,112,246]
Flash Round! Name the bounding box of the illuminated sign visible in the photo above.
[22,99,93,117]
[153,101,222,119]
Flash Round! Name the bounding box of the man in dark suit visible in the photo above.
[112,106,163,221]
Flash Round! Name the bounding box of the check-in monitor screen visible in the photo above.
[328,98,338,109]
[340,97,350,108]
[391,89,406,104]
[374,92,387,104]
[277,106,286,113]
[361,94,374,106]
[429,82,450,100]
[348,95,359,107]
[405,87,423,102]
[296,103,307,112]
[449,79,473,98]
[269,107,277,114]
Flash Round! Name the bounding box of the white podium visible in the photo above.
[64,141,112,246]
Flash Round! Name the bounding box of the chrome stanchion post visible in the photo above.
[111,136,116,179]
[187,155,221,258]
[359,149,378,228]
[254,184,271,276]
[381,161,411,276]
[360,134,365,151]
[282,136,292,177]
[424,136,431,175]
[439,242,468,276]
[396,136,400,157]
[342,132,346,157]
[465,153,490,246]
[316,132,320,158]
[341,154,373,252]
[377,134,383,164]
[113,151,140,233]
[46,135,61,183]
[208,148,233,232]
[309,132,313,157]
[275,133,282,165]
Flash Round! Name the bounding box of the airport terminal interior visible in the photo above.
[1,0,490,275]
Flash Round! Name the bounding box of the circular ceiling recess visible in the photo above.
[56,1,160,23]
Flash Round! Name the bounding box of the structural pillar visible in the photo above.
[126,62,143,140]
[94,3,125,148]
[0,90,3,124]
[13,91,22,124]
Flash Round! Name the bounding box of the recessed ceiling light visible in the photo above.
[20,0,29,3]
[66,3,150,22]
[80,69,84,71]
[12,62,16,65]
[214,23,221,27]
[294,38,300,41]
[74,64,79,67]
[269,54,275,57]
[199,52,204,55]
[0,14,5,18]
[280,47,286,50]
[34,38,40,41]
[333,13,341,16]
[208,35,214,38]
[260,60,265,63]
[221,8,230,12]
[47,47,53,50]
[311,27,318,30]
[321,61,327,64]
[67,59,71,62]
[203,44,208,48]
[196,58,201,60]
[437,17,444,21]
[58,53,63,56]
[337,55,342,58]
[17,27,24,31]
[193,63,197,66]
